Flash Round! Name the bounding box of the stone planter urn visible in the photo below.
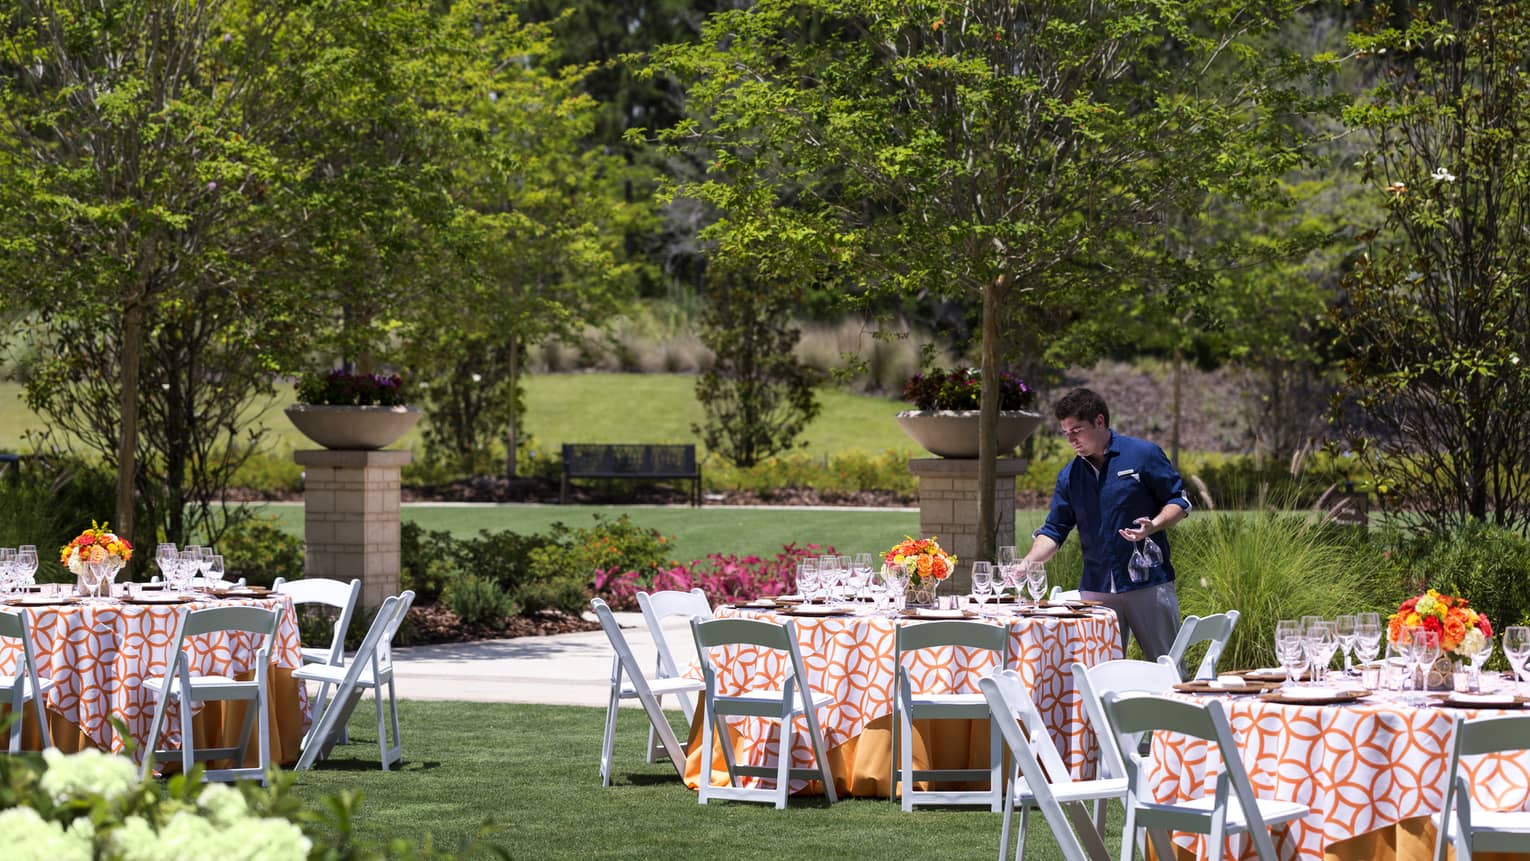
[895,410,1044,459]
[284,404,422,451]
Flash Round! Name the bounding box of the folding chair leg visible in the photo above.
[899,708,916,812]
[697,702,715,804]
[998,786,1014,861]
[258,687,271,785]
[774,718,793,810]
[601,685,621,787]
[375,685,389,771]
[141,690,171,779]
[32,690,50,750]
[386,678,401,764]
[179,696,195,777]
[989,721,1003,812]
[1017,805,1031,861]
[9,689,24,754]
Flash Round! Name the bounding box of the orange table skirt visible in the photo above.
[3,666,308,769]
[1150,813,1525,861]
[684,710,996,798]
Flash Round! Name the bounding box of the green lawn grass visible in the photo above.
[0,374,916,458]
[253,503,1057,567]
[292,700,1111,860]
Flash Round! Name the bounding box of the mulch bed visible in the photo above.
[403,604,599,646]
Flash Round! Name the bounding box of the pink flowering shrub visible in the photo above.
[593,542,835,610]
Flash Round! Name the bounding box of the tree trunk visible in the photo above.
[977,275,1005,567]
[116,298,146,542]
[1170,344,1183,468]
[505,330,519,480]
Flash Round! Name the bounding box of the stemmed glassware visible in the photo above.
[1275,620,1305,688]
[0,548,15,594]
[1503,626,1530,683]
[1353,613,1382,669]
[1334,615,1357,675]
[1128,537,1162,583]
[1024,561,1048,607]
[795,559,818,602]
[853,553,874,600]
[996,546,1017,603]
[1400,625,1440,703]
[1302,620,1338,683]
[883,562,909,615]
[970,562,993,616]
[1467,632,1494,693]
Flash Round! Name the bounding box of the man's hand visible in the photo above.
[1118,516,1156,542]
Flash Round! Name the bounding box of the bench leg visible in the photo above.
[561,473,569,505]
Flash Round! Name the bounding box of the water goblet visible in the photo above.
[970,562,993,615]
[1302,620,1337,683]
[1274,620,1304,688]
[156,543,178,579]
[1467,633,1494,693]
[1334,615,1357,675]
[1024,561,1048,607]
[1503,626,1530,684]
[1353,619,1382,667]
[853,553,874,595]
[795,561,818,603]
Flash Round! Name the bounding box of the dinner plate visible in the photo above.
[122,594,193,605]
[1431,693,1529,709]
[899,608,976,620]
[740,599,780,609]
[1258,687,1371,706]
[1015,609,1091,620]
[212,588,270,599]
[773,594,806,604]
[778,605,853,617]
[1235,668,1318,683]
[4,595,79,607]
[1174,679,1283,694]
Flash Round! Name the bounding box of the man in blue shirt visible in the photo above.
[1023,388,1192,661]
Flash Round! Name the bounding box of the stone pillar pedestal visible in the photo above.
[294,449,410,610]
[908,457,1029,594]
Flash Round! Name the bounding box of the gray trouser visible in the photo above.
[1081,582,1180,662]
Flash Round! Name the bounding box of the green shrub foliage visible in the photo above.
[443,573,517,628]
[218,517,305,589]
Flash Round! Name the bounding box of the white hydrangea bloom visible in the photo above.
[1460,627,1488,659]
[196,783,248,826]
[0,808,91,861]
[221,817,313,860]
[109,816,163,861]
[39,748,141,804]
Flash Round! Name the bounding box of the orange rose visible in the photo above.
[1388,616,1404,644]
[1443,615,1467,650]
[932,557,950,580]
[917,555,933,577]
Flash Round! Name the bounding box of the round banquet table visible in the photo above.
[0,592,310,767]
[683,602,1122,798]
[1147,678,1530,861]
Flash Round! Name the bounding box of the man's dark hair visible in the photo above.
[1054,388,1110,427]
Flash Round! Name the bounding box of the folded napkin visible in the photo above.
[1208,675,1251,690]
[1450,693,1516,706]
[1279,686,1343,700]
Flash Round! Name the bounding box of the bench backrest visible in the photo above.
[562,444,697,477]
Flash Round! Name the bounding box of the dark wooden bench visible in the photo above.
[560,444,702,507]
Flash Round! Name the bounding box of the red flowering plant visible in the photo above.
[902,366,1034,411]
[1387,589,1493,659]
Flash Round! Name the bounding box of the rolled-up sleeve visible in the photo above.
[1035,469,1077,543]
[1144,448,1192,514]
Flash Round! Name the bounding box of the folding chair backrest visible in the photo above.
[693,616,794,652]
[373,590,415,672]
[180,605,280,639]
[1102,693,1273,847]
[592,598,645,680]
[0,610,44,691]
[897,619,1010,655]
[982,669,1073,781]
[275,577,362,664]
[1454,714,1530,758]
[1073,658,1180,778]
[0,610,23,641]
[1164,611,1241,681]
[637,588,712,678]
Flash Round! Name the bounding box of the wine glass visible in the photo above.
[1407,626,1440,703]
[1303,620,1337,683]
[971,562,993,615]
[1275,620,1304,688]
[208,554,228,589]
[1503,626,1530,683]
[1353,617,1382,667]
[795,560,818,602]
[1024,561,1048,607]
[16,545,37,589]
[1333,615,1357,675]
[156,543,178,580]
[853,553,874,595]
[883,563,909,613]
[1467,632,1494,693]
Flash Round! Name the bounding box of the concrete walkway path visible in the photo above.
[388,611,697,708]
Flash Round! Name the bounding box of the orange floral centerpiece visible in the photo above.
[1388,588,1492,659]
[882,536,956,605]
[59,521,133,575]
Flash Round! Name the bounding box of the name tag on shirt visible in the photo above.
[1117,469,1139,481]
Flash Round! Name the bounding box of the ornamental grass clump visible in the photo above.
[1172,510,1381,671]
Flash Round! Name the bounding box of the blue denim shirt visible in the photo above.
[1034,431,1192,594]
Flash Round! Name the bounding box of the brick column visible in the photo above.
[294,449,410,610]
[907,457,1029,594]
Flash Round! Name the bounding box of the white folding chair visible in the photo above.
[691,616,838,808]
[1102,693,1308,861]
[1159,611,1241,681]
[1049,586,1083,602]
[0,610,55,752]
[273,576,362,742]
[1435,714,1530,860]
[591,597,703,786]
[292,591,414,771]
[892,619,1009,811]
[1072,658,1181,834]
[140,605,280,783]
[635,588,712,763]
[980,670,1127,861]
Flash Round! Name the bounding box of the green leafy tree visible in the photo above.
[693,267,821,467]
[1337,0,1530,534]
[0,0,476,542]
[643,0,1327,559]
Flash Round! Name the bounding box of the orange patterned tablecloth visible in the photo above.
[1147,684,1530,860]
[684,605,1122,797]
[0,595,308,758]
